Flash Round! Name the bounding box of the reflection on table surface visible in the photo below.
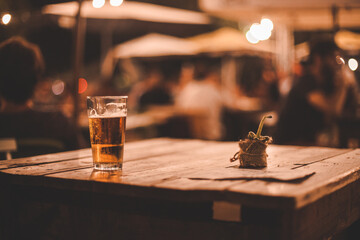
[90,169,123,183]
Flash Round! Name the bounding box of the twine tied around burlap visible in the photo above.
[230,115,273,168]
[230,138,271,168]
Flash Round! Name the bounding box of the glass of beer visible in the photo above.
[87,96,127,170]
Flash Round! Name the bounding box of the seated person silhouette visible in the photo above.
[0,36,86,158]
[274,38,358,146]
[128,62,174,112]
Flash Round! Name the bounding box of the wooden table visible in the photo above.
[1,138,360,239]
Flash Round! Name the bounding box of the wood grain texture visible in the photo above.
[1,138,360,239]
[0,139,359,209]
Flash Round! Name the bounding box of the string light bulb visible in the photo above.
[93,0,123,8]
[261,18,273,31]
[246,17,274,44]
[110,0,123,7]
[92,0,105,8]
[246,30,259,44]
[1,13,11,25]
[348,58,358,71]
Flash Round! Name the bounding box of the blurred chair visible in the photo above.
[157,115,191,139]
[0,138,66,160]
[14,138,65,158]
[0,138,17,160]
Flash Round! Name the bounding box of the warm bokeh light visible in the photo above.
[261,18,273,31]
[110,0,123,7]
[246,18,274,44]
[1,13,11,25]
[348,58,358,71]
[249,23,261,40]
[52,80,65,95]
[246,30,259,44]
[78,78,88,94]
[92,0,105,8]
[249,23,271,41]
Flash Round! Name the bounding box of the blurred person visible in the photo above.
[175,58,223,140]
[0,36,86,158]
[128,61,176,112]
[158,59,183,98]
[236,56,280,110]
[274,38,358,146]
[138,67,171,109]
[261,58,281,109]
[175,62,194,92]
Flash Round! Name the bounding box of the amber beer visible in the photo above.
[89,116,126,170]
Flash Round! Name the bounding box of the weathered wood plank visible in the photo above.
[290,148,352,166]
[0,141,302,173]
[120,142,302,184]
[48,141,231,186]
[227,149,360,208]
[42,143,354,193]
[155,177,246,191]
[150,145,356,208]
[0,141,236,202]
[23,144,312,208]
[266,146,348,168]
[150,145,306,192]
[1,138,359,211]
[0,157,93,176]
[287,176,360,239]
[0,148,92,170]
[123,138,210,162]
[0,182,279,240]
[0,138,209,174]
[0,138,359,240]
[0,138,178,170]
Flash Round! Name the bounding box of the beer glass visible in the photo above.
[87,96,127,170]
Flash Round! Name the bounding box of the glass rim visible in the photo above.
[87,96,128,99]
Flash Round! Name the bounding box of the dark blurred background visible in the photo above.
[1,0,360,149]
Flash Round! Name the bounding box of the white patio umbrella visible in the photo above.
[42,1,211,25]
[188,27,275,55]
[198,0,360,75]
[198,0,360,31]
[110,33,199,58]
[41,0,211,126]
[101,33,199,78]
[335,30,360,51]
[101,28,277,78]
[106,28,275,60]
[42,1,211,66]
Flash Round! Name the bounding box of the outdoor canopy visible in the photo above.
[42,1,211,25]
[41,1,212,125]
[106,28,276,60]
[198,0,360,30]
